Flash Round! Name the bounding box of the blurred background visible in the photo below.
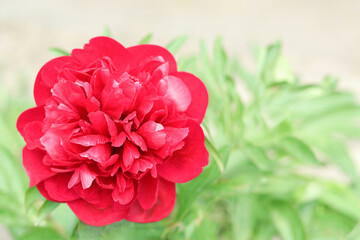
[1,0,360,239]
[2,0,360,97]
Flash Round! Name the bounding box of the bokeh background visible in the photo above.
[1,0,360,239]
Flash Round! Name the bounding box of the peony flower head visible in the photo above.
[17,37,208,226]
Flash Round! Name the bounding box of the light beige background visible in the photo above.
[1,0,360,239]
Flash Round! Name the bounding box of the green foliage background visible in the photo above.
[1,34,360,239]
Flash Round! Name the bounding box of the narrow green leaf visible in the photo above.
[25,187,44,209]
[176,151,222,220]
[165,35,187,55]
[49,203,78,238]
[138,33,153,44]
[230,194,256,240]
[205,137,224,173]
[102,26,111,37]
[0,146,27,198]
[223,148,247,178]
[76,221,164,240]
[347,223,360,240]
[243,142,272,171]
[18,227,64,240]
[36,200,60,225]
[48,48,70,57]
[270,201,307,240]
[279,137,319,164]
[190,215,218,240]
[318,140,357,180]
[319,183,360,220]
[213,37,227,78]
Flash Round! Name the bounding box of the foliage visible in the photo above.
[0,35,359,240]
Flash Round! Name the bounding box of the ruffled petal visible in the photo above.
[127,44,177,74]
[17,107,45,135]
[171,72,208,123]
[163,76,191,112]
[37,181,56,201]
[22,121,44,150]
[34,56,76,106]
[67,199,129,226]
[157,120,208,183]
[71,37,130,73]
[125,178,175,223]
[137,173,159,210]
[22,147,56,187]
[43,173,80,201]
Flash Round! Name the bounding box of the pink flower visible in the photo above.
[17,37,209,226]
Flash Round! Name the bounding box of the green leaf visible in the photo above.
[76,221,164,240]
[319,183,360,220]
[165,35,187,55]
[347,223,360,240]
[190,215,218,240]
[18,227,64,240]
[318,140,357,180]
[0,146,27,199]
[102,26,111,37]
[205,137,224,173]
[176,151,222,220]
[230,194,256,240]
[48,48,70,57]
[25,187,44,209]
[36,200,60,225]
[223,148,247,178]
[270,201,307,240]
[279,137,319,165]
[242,141,273,171]
[138,33,153,44]
[50,204,78,238]
[213,37,227,79]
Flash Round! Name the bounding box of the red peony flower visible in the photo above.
[17,37,208,226]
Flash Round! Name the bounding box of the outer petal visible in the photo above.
[127,45,177,73]
[43,173,80,202]
[67,200,129,226]
[137,173,159,210]
[16,107,45,136]
[157,120,209,183]
[71,37,130,73]
[125,178,175,223]
[37,181,56,201]
[171,72,208,123]
[22,147,56,187]
[163,76,191,112]
[34,56,76,106]
[22,122,44,150]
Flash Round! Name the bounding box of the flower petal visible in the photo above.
[40,129,69,161]
[157,120,209,183]
[125,178,175,223]
[22,121,44,150]
[37,181,56,201]
[17,107,45,136]
[43,173,80,201]
[171,72,208,123]
[70,134,110,147]
[80,144,111,164]
[123,141,140,168]
[127,44,177,74]
[137,173,159,210]
[88,111,117,136]
[163,76,192,112]
[34,56,76,106]
[71,37,130,73]
[67,200,129,226]
[22,147,56,187]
